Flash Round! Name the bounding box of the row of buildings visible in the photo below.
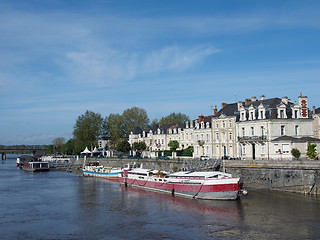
[128,94,320,160]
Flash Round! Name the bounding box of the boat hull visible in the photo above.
[119,177,241,200]
[83,170,120,180]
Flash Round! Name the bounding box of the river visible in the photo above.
[1,154,320,239]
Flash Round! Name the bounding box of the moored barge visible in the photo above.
[119,168,243,200]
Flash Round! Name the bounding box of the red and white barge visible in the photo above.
[119,168,243,200]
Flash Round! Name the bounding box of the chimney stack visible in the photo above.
[237,101,243,111]
[313,105,316,115]
[213,105,218,116]
[245,98,252,106]
[221,102,227,109]
[252,96,257,102]
[281,96,289,105]
[198,114,204,123]
[260,95,265,101]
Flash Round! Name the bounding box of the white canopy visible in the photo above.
[81,147,91,154]
[92,147,100,153]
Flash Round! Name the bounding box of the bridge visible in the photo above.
[0,146,48,160]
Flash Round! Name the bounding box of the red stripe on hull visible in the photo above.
[119,177,240,199]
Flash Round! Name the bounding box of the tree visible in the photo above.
[159,112,189,125]
[52,137,65,154]
[122,107,150,137]
[63,139,75,155]
[132,141,147,152]
[168,140,179,152]
[184,146,194,155]
[104,113,125,148]
[116,140,131,153]
[306,142,318,160]
[291,148,301,160]
[73,110,104,151]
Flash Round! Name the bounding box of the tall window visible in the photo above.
[242,127,245,136]
[281,126,285,136]
[229,133,232,141]
[251,127,254,136]
[295,110,298,119]
[280,110,284,118]
[250,112,254,120]
[216,133,219,140]
[261,126,264,136]
[295,125,299,136]
[229,120,232,128]
[223,121,225,128]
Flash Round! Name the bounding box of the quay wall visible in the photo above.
[82,157,320,195]
[223,160,320,195]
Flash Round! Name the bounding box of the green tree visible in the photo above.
[122,107,150,137]
[159,112,189,125]
[168,140,179,152]
[63,139,75,155]
[132,141,147,152]
[73,110,104,152]
[116,140,131,153]
[291,148,301,160]
[52,137,65,154]
[104,113,125,148]
[306,142,318,160]
[183,146,194,155]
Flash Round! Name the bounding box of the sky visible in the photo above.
[1,0,320,145]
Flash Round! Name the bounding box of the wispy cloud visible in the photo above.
[64,45,219,86]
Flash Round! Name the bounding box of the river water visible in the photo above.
[1,155,320,240]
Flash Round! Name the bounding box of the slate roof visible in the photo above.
[315,107,320,114]
[272,136,320,142]
[132,126,143,135]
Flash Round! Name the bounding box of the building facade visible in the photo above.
[129,94,317,160]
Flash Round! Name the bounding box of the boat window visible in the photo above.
[208,175,219,179]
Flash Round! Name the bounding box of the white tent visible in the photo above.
[92,147,100,154]
[81,147,91,154]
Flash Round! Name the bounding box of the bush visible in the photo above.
[291,148,301,160]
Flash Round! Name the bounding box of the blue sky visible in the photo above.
[1,0,320,145]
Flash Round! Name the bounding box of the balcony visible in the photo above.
[238,136,267,143]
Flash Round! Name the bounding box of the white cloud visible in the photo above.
[64,45,219,86]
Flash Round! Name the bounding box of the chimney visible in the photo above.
[298,95,308,118]
[245,98,252,107]
[281,96,289,105]
[313,105,316,115]
[213,105,218,116]
[198,114,204,123]
[260,95,265,101]
[221,102,227,109]
[237,101,243,111]
[252,96,257,102]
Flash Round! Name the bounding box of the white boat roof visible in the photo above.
[168,171,232,178]
[128,168,156,174]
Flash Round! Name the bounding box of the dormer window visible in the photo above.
[201,122,204,129]
[206,122,210,128]
[240,109,247,121]
[277,105,287,119]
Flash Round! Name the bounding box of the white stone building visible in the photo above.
[128,94,317,160]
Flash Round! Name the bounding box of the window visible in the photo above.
[162,139,164,144]
[282,144,290,154]
[295,110,298,119]
[223,121,225,128]
[261,126,264,136]
[281,126,285,136]
[216,122,219,128]
[242,127,245,137]
[260,110,263,119]
[280,110,284,119]
[251,127,254,136]
[216,133,219,140]
[229,120,232,128]
[261,144,265,154]
[250,112,254,120]
[206,134,209,142]
[242,145,246,154]
[229,133,232,141]
[295,125,299,136]
[242,113,245,121]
